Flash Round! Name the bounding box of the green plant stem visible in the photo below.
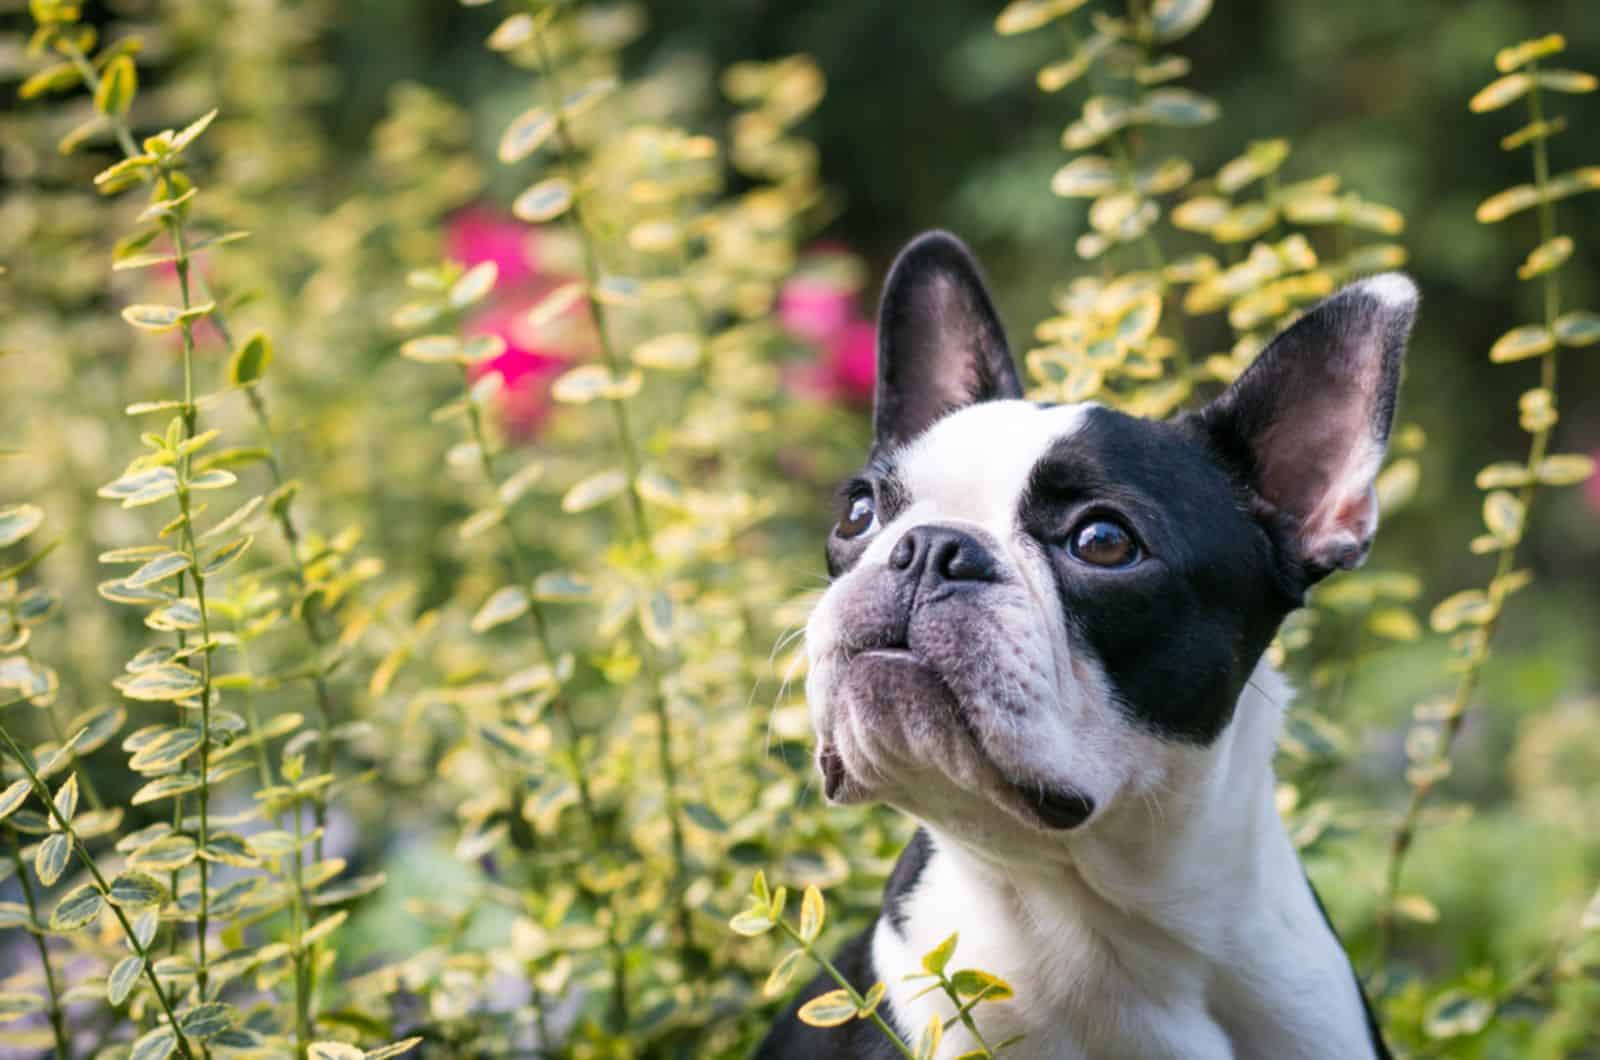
[528,23,694,959]
[9,834,69,1060]
[0,726,197,1060]
[200,303,342,858]
[776,921,915,1059]
[938,977,1000,1057]
[1373,69,1563,973]
[165,210,217,1007]
[458,369,630,1025]
[59,41,142,161]
[290,793,313,1058]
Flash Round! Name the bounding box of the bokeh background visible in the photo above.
[2,0,1599,1057]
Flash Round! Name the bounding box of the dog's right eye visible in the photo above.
[838,491,878,539]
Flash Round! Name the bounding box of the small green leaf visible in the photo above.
[0,504,44,548]
[108,955,143,1006]
[129,833,198,872]
[52,773,78,824]
[199,833,260,868]
[450,262,498,309]
[1535,453,1595,486]
[729,905,775,936]
[532,571,592,602]
[123,665,204,703]
[994,0,1087,36]
[1423,990,1493,1039]
[796,988,858,1027]
[108,870,168,907]
[631,333,700,371]
[1495,34,1565,73]
[858,981,887,1017]
[470,586,530,634]
[914,1013,943,1060]
[1553,311,1600,347]
[95,55,137,117]
[126,551,191,588]
[121,304,184,331]
[1150,0,1212,42]
[0,779,31,822]
[19,62,83,99]
[764,948,806,997]
[512,177,574,223]
[949,968,1015,1002]
[229,331,273,386]
[1430,589,1496,633]
[499,107,555,163]
[921,932,959,975]
[1469,73,1532,113]
[1140,87,1219,127]
[1489,324,1554,363]
[0,992,46,1023]
[399,335,463,365]
[1517,236,1573,280]
[200,535,251,576]
[682,801,727,832]
[127,726,202,771]
[799,885,825,943]
[49,881,104,930]
[35,832,71,886]
[364,1040,424,1060]
[179,1001,234,1038]
[130,1025,177,1060]
[561,469,629,513]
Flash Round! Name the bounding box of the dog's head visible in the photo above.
[805,231,1416,855]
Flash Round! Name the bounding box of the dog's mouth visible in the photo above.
[822,647,1094,831]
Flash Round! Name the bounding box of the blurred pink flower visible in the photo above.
[448,206,538,289]
[467,300,565,439]
[778,276,855,346]
[778,248,877,407]
[824,318,877,403]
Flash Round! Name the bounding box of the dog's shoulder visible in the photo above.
[1304,872,1393,1060]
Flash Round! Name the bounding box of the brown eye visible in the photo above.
[838,491,877,539]
[1068,518,1138,567]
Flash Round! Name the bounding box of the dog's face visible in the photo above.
[805,232,1416,857]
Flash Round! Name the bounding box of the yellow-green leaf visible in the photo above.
[1553,311,1600,347]
[108,955,142,1006]
[994,0,1087,35]
[50,882,105,930]
[1150,0,1212,42]
[1495,34,1564,73]
[632,333,701,371]
[512,178,573,224]
[1469,73,1532,113]
[499,107,555,163]
[95,55,137,117]
[470,586,530,634]
[561,469,628,513]
[796,988,858,1027]
[914,1013,943,1060]
[1430,590,1496,633]
[450,262,498,309]
[1423,991,1493,1039]
[1488,324,1553,363]
[36,832,71,886]
[0,779,31,822]
[949,968,1015,1002]
[229,331,273,386]
[399,335,463,364]
[921,932,959,975]
[1482,490,1524,542]
[1535,453,1595,486]
[1517,236,1572,280]
[799,885,825,943]
[19,62,82,99]
[0,504,44,548]
[764,948,806,997]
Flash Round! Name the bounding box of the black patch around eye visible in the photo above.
[1020,406,1294,744]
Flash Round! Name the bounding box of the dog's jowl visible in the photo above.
[757,231,1413,1060]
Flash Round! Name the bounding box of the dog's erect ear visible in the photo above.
[1198,273,1418,584]
[873,231,1022,448]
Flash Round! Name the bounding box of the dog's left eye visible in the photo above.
[838,491,878,539]
[1067,517,1139,568]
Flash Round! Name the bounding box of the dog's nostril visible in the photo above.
[889,533,917,571]
[892,525,997,584]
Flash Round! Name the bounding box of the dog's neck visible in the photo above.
[873,665,1378,1060]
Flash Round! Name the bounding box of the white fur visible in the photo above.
[1353,272,1417,309]
[872,667,1376,1060]
[804,399,1378,1059]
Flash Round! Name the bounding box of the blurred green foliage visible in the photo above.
[0,0,1597,1058]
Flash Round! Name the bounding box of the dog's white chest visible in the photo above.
[872,833,1378,1060]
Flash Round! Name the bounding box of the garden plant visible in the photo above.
[1,0,1597,1057]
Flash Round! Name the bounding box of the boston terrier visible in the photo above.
[758,231,1413,1059]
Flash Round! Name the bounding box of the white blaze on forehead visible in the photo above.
[895,400,1092,532]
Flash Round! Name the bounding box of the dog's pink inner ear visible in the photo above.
[1201,273,1417,580]
[873,231,1021,448]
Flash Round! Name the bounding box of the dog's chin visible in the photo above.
[818,649,1096,833]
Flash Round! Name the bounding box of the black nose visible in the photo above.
[889,525,999,586]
